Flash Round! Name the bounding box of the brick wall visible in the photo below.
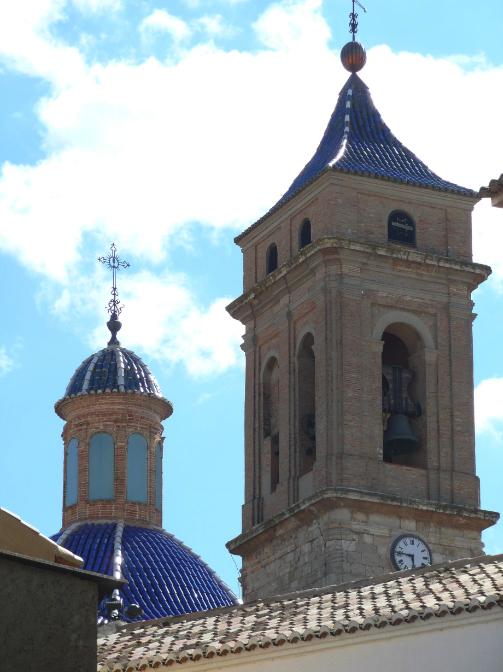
[56,393,170,528]
[228,171,494,601]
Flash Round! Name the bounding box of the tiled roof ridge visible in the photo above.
[101,552,503,634]
[97,554,503,671]
[235,73,477,244]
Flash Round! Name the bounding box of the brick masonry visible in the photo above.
[55,392,171,528]
[227,172,499,601]
[228,488,497,602]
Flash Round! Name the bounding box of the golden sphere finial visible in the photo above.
[340,41,366,73]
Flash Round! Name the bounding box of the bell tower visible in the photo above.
[227,13,499,602]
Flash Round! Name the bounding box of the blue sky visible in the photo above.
[1,0,503,598]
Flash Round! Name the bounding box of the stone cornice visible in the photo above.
[226,486,500,557]
[55,390,173,421]
[227,236,491,321]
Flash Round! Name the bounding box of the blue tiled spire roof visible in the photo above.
[54,522,237,623]
[63,346,162,399]
[237,73,476,242]
[281,73,476,202]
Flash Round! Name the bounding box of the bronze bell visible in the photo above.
[382,364,421,460]
[383,413,419,458]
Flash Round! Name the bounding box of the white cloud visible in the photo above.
[0,0,85,86]
[0,347,15,377]
[0,0,501,285]
[52,269,243,377]
[196,14,235,38]
[140,10,192,43]
[1,0,503,374]
[72,0,122,13]
[475,378,503,437]
[254,0,329,51]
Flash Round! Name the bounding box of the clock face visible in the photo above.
[390,534,432,571]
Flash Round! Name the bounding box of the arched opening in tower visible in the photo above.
[263,357,280,492]
[297,333,316,475]
[381,326,426,468]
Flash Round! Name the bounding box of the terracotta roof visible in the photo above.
[97,554,503,671]
[479,174,503,198]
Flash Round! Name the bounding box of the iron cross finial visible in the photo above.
[98,243,130,346]
[350,0,367,41]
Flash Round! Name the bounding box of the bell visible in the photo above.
[383,413,419,459]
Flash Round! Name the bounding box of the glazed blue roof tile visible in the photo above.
[280,73,476,203]
[63,346,162,399]
[54,522,237,623]
[238,73,476,241]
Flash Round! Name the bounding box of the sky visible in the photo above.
[1,0,503,599]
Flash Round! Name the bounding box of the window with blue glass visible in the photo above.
[88,432,115,500]
[65,438,79,506]
[155,442,162,510]
[127,433,148,503]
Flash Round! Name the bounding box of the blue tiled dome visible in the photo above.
[54,522,237,623]
[64,346,162,398]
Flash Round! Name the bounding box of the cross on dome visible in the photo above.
[98,243,130,346]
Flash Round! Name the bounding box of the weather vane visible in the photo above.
[341,0,367,73]
[98,243,130,346]
[349,0,367,41]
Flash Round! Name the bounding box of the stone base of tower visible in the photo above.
[227,488,499,603]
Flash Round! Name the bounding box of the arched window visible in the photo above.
[381,325,425,467]
[155,442,163,510]
[127,433,148,503]
[299,219,312,249]
[263,357,280,491]
[88,432,114,500]
[388,210,416,246]
[266,243,278,274]
[297,334,316,474]
[65,438,79,506]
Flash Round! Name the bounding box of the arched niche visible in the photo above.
[262,356,280,492]
[297,333,316,474]
[373,311,435,350]
[88,432,115,500]
[299,219,312,249]
[127,433,148,503]
[266,243,278,275]
[388,210,416,246]
[65,438,79,507]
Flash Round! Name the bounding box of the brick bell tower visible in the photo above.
[227,21,499,601]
